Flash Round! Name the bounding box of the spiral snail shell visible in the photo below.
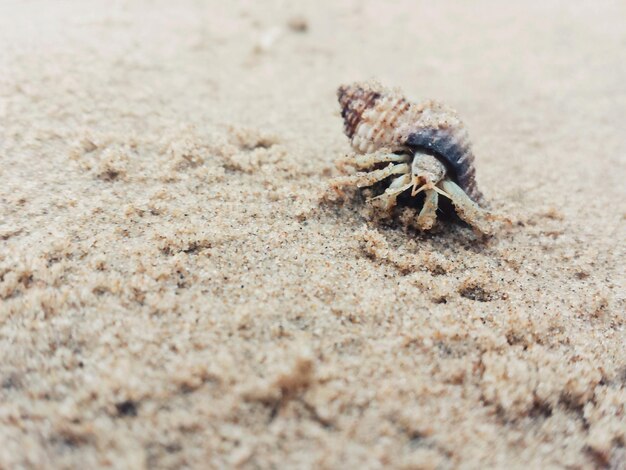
[332,81,495,233]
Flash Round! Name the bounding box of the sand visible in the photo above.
[1,1,625,468]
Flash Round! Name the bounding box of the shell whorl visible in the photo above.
[337,84,382,143]
[337,81,483,203]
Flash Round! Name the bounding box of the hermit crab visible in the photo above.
[331,81,495,233]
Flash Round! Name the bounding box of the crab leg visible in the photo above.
[337,149,410,170]
[330,163,410,189]
[438,178,493,234]
[370,173,412,210]
[416,189,439,230]
[383,173,412,192]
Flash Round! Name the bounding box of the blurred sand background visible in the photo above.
[1,0,625,468]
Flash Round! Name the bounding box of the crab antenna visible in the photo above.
[410,176,419,196]
[411,175,433,197]
[411,185,428,197]
[432,185,453,200]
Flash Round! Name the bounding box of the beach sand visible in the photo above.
[1,1,624,468]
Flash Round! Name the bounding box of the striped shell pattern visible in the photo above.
[337,81,483,203]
